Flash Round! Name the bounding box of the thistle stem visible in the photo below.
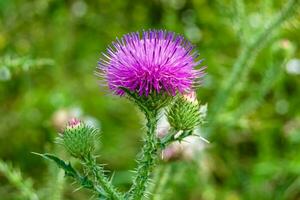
[83,155,123,200]
[160,129,193,148]
[128,110,159,200]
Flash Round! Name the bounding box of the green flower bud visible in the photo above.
[167,91,201,131]
[58,118,99,159]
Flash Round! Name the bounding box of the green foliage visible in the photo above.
[35,153,95,191]
[126,110,159,200]
[0,55,54,81]
[1,0,300,199]
[0,160,38,200]
[41,163,65,200]
[208,0,300,130]
[38,122,122,199]
[38,96,199,200]
[81,155,123,200]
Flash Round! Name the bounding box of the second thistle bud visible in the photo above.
[167,91,201,131]
[58,118,99,159]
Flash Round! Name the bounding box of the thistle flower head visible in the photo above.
[58,118,99,159]
[167,91,201,131]
[98,30,205,96]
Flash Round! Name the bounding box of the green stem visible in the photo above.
[233,0,246,43]
[159,129,193,148]
[226,43,292,126]
[208,0,299,130]
[127,110,159,200]
[83,155,123,200]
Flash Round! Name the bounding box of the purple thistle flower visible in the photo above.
[67,118,81,129]
[97,30,205,96]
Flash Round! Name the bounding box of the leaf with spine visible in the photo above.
[33,153,98,192]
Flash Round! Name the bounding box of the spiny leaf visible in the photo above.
[34,153,76,177]
[33,153,94,190]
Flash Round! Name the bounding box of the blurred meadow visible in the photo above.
[0,0,300,199]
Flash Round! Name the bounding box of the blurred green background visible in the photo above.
[0,0,300,199]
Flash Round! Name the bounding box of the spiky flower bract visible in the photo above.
[167,91,201,131]
[58,118,99,159]
[98,30,205,97]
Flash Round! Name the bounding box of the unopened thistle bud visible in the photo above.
[58,118,99,159]
[167,91,201,131]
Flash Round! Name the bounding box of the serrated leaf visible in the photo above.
[34,153,76,177]
[33,153,94,190]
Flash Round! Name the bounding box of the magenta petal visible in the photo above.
[97,30,205,96]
